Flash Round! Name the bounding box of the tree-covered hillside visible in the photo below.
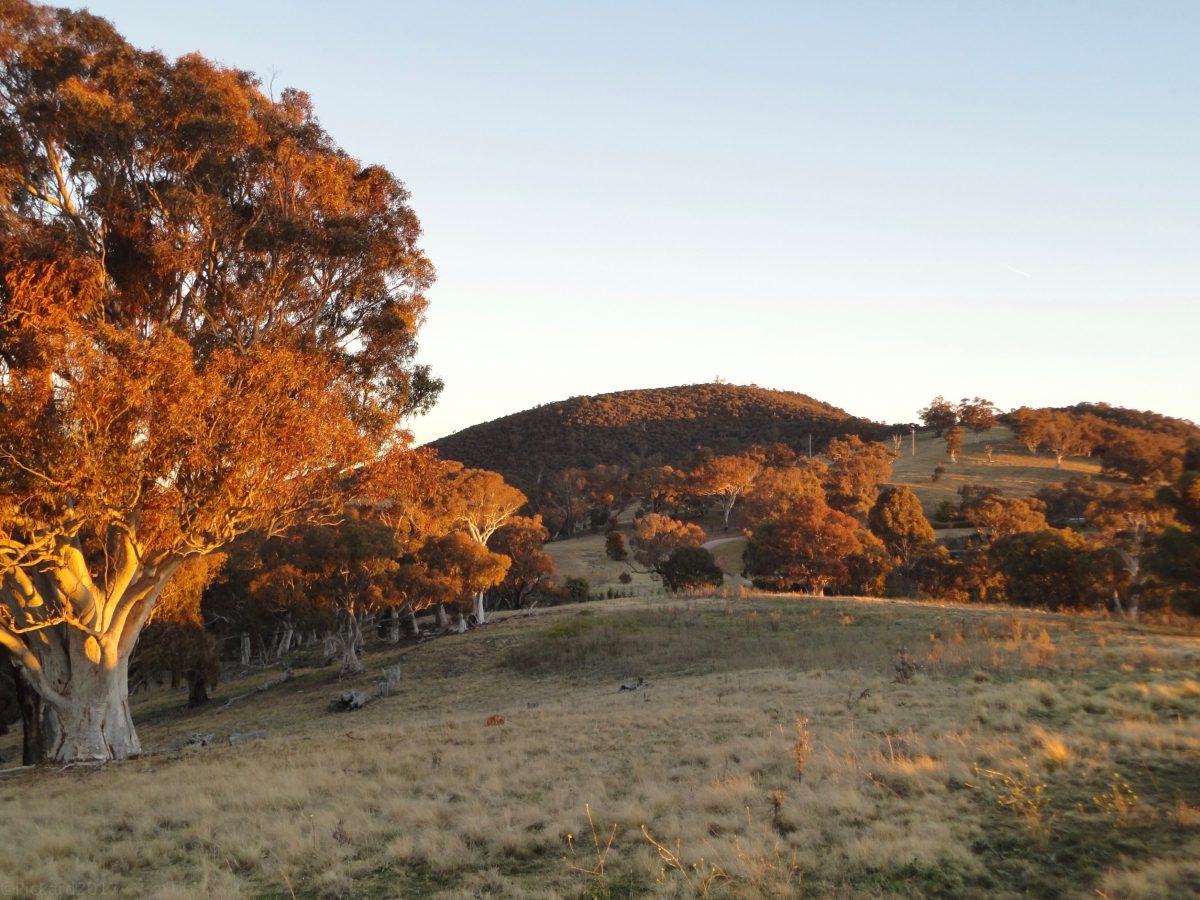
[429,383,889,487]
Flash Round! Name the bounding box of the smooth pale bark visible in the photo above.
[435,603,450,630]
[42,651,139,763]
[5,560,178,763]
[339,609,366,676]
[405,607,420,638]
[453,612,468,634]
[472,591,487,625]
[720,495,737,531]
[31,628,140,763]
[274,622,295,660]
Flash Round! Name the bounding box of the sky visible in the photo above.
[83,1,1200,445]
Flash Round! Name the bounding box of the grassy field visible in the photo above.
[1,595,1198,898]
[889,425,1103,518]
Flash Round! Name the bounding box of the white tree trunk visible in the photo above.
[44,651,139,763]
[473,591,488,625]
[386,608,401,644]
[721,494,737,531]
[340,610,365,676]
[274,623,295,659]
[240,633,252,666]
[453,612,468,634]
[323,636,340,666]
[406,607,420,637]
[341,639,364,676]
[435,603,450,630]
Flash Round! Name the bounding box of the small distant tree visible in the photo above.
[963,496,1049,545]
[613,513,707,587]
[563,577,591,604]
[1036,477,1113,525]
[444,468,527,624]
[658,547,724,592]
[740,460,827,525]
[993,529,1116,610]
[539,468,590,538]
[1085,488,1172,617]
[691,453,763,531]
[918,396,959,436]
[1009,407,1045,454]
[957,397,999,441]
[489,516,555,610]
[604,529,628,562]
[824,436,896,520]
[944,426,964,463]
[1011,409,1094,468]
[585,464,633,524]
[416,532,510,630]
[630,466,686,515]
[868,487,936,576]
[1039,414,1093,468]
[744,495,868,596]
[1100,432,1186,485]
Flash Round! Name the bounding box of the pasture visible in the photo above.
[1,595,1197,898]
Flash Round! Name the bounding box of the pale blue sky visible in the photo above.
[84,1,1200,443]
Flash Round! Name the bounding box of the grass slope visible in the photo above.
[1,596,1198,898]
[889,425,1103,518]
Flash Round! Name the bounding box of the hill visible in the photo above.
[429,383,888,486]
[1,596,1196,897]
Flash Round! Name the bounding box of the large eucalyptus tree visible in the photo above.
[0,1,438,760]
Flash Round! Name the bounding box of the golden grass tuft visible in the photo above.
[1029,725,1073,770]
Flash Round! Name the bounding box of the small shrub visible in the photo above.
[1091,772,1140,826]
[935,500,960,522]
[604,530,628,562]
[894,647,918,683]
[932,465,946,483]
[975,761,1050,836]
[794,718,811,782]
[564,577,590,604]
[618,572,632,584]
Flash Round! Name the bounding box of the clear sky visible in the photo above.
[83,1,1200,444]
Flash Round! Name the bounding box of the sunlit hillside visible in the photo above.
[429,383,889,488]
[887,425,1104,518]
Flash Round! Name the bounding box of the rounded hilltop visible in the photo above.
[429,383,889,487]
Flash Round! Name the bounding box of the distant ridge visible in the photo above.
[429,383,889,487]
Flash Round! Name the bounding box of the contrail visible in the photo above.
[1004,265,1033,278]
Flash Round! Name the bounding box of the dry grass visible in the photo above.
[0,595,1197,897]
[708,538,748,577]
[889,425,1104,517]
[542,530,661,595]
